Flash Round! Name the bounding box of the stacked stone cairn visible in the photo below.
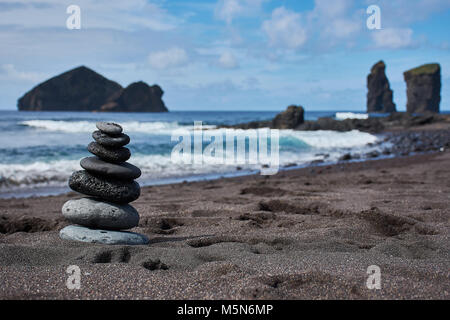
[59,122,149,245]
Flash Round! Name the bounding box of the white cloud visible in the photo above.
[260,1,361,54]
[365,0,450,26]
[215,0,241,24]
[309,0,361,40]
[262,7,307,49]
[0,64,43,82]
[0,0,181,31]
[148,47,189,70]
[441,41,450,51]
[241,76,260,89]
[214,0,264,24]
[218,51,239,69]
[371,28,414,49]
[325,18,360,39]
[313,0,353,18]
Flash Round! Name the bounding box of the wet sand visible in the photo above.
[0,151,449,299]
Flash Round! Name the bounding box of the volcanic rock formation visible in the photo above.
[367,61,396,113]
[100,81,167,112]
[272,105,305,129]
[18,66,168,113]
[404,63,441,113]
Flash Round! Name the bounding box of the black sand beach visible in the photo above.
[2,0,450,302]
[1,145,449,299]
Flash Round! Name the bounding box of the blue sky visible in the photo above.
[0,0,449,111]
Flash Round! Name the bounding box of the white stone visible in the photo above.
[62,198,139,230]
[60,225,149,245]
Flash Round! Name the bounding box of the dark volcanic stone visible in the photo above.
[367,61,396,113]
[100,81,168,112]
[226,120,272,129]
[365,151,380,158]
[69,170,140,204]
[80,156,141,180]
[272,105,305,129]
[224,111,450,133]
[339,153,352,161]
[17,66,168,113]
[17,66,122,111]
[96,122,123,136]
[297,117,385,133]
[404,63,441,113]
[87,142,130,163]
[92,130,130,148]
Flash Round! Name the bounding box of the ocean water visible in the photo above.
[0,110,383,198]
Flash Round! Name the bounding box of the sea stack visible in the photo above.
[404,63,441,113]
[18,66,168,112]
[367,61,396,113]
[59,122,149,245]
[272,105,305,129]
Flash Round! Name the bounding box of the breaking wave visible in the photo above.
[19,120,199,135]
[0,128,379,193]
[335,112,369,120]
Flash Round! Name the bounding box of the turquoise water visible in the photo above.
[0,110,382,197]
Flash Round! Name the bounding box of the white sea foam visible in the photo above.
[205,128,377,149]
[3,119,381,194]
[0,129,379,192]
[280,129,377,149]
[0,155,235,191]
[19,120,201,135]
[0,159,81,189]
[20,120,95,133]
[335,112,369,120]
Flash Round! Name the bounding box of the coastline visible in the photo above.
[1,0,449,302]
[1,148,449,299]
[2,123,449,200]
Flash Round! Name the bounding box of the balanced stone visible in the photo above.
[96,122,123,136]
[60,225,149,245]
[92,130,130,148]
[61,121,148,245]
[80,156,141,180]
[87,142,131,163]
[69,170,140,204]
[62,198,139,230]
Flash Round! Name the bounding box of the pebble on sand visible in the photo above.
[61,122,146,245]
[92,130,130,148]
[60,225,149,245]
[96,122,123,136]
[80,156,141,180]
[87,142,131,163]
[69,170,140,204]
[62,197,139,230]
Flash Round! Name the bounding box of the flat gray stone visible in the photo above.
[92,130,130,148]
[80,156,141,180]
[60,225,149,245]
[96,122,123,136]
[87,142,131,163]
[62,198,139,230]
[69,170,140,204]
